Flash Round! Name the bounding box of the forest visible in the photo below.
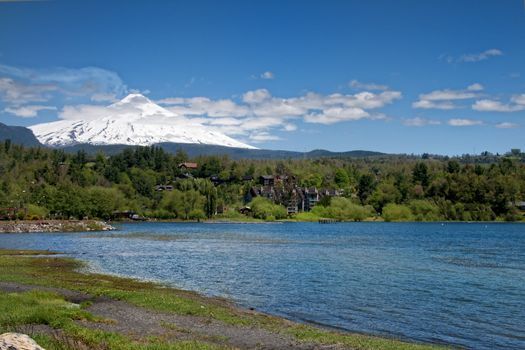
[0,139,524,222]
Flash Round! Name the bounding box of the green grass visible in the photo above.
[0,248,57,256]
[0,249,448,350]
[283,324,445,350]
[0,289,227,350]
[0,290,93,329]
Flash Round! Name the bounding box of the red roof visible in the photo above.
[178,162,198,169]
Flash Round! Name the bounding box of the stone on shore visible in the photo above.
[0,333,45,350]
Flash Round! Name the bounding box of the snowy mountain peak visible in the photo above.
[29,95,255,149]
[120,93,150,103]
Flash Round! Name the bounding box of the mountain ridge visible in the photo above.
[0,122,42,147]
[61,142,386,159]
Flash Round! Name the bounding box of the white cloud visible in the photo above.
[157,88,402,140]
[467,83,484,91]
[91,93,118,102]
[472,95,525,112]
[511,94,525,105]
[4,105,56,118]
[0,63,129,117]
[402,117,441,127]
[304,107,369,124]
[242,89,272,104]
[0,77,57,105]
[249,132,281,142]
[207,117,243,126]
[448,118,483,127]
[282,123,297,131]
[419,90,478,101]
[59,104,108,121]
[349,80,388,91]
[159,96,250,117]
[413,84,482,110]
[495,122,519,129]
[458,49,503,63]
[260,71,275,80]
[412,100,458,110]
[0,64,127,97]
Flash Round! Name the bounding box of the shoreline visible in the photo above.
[0,248,447,350]
[119,218,524,224]
[0,218,522,234]
[0,220,115,233]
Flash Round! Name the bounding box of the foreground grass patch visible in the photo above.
[0,290,93,329]
[284,324,444,350]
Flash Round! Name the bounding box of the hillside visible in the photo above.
[0,122,42,147]
[62,142,386,159]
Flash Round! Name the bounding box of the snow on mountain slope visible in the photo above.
[30,94,256,149]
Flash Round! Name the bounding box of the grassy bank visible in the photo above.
[0,249,448,350]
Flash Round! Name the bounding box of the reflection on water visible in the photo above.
[1,222,524,350]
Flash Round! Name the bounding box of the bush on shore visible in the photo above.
[408,200,443,221]
[312,197,374,221]
[248,197,288,220]
[382,204,414,222]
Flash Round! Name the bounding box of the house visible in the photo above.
[239,206,252,215]
[250,186,275,200]
[514,201,525,211]
[210,175,221,185]
[259,175,275,186]
[112,210,136,220]
[155,185,174,192]
[178,162,198,170]
[321,189,341,197]
[286,188,306,214]
[246,174,341,214]
[304,187,320,211]
[274,175,289,184]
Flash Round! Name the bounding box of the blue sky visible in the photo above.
[0,0,524,155]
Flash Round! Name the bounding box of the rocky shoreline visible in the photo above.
[0,220,115,233]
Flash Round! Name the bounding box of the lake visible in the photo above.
[0,222,524,349]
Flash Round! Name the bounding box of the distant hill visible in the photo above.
[61,142,386,159]
[0,122,42,147]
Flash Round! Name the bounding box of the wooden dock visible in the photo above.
[318,218,340,224]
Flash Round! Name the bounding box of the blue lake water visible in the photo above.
[1,222,524,349]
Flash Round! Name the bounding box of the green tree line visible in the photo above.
[0,141,524,222]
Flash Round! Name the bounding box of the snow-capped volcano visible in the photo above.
[30,93,255,149]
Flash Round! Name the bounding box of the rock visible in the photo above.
[0,333,45,350]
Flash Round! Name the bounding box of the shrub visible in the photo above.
[382,204,413,222]
[249,197,288,220]
[189,209,206,221]
[408,200,443,221]
[26,204,49,220]
[312,197,374,221]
